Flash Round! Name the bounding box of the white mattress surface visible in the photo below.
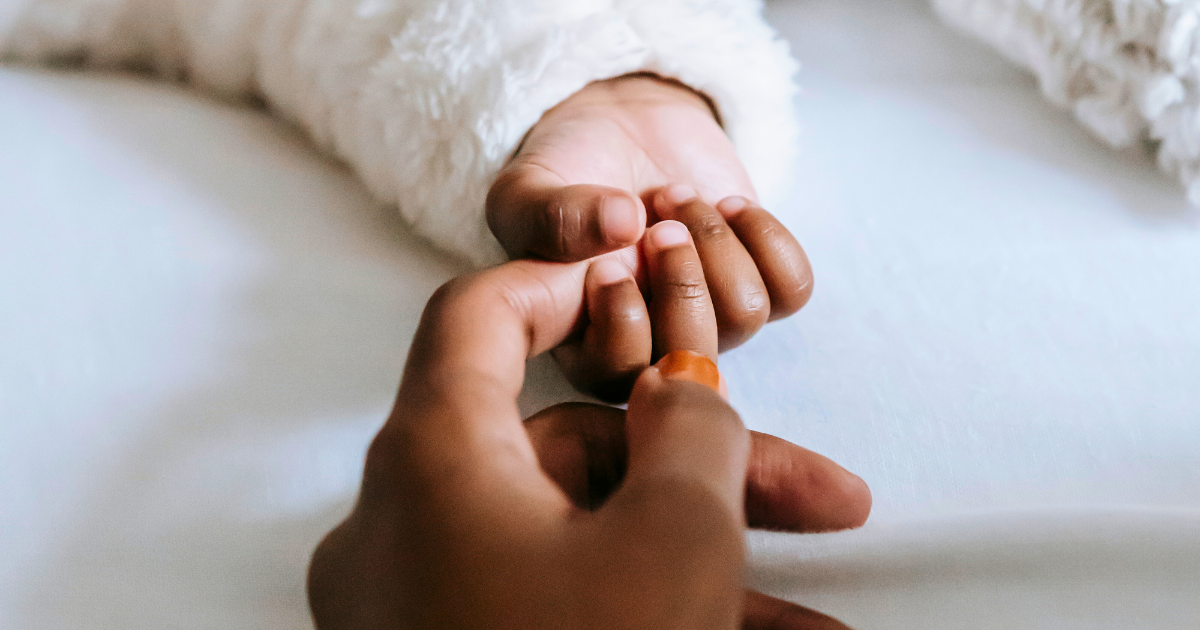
[2,0,1198,628]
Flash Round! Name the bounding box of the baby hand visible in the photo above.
[553,212,808,402]
[486,74,812,361]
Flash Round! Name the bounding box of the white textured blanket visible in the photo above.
[3,1,1199,629]
[936,0,1200,203]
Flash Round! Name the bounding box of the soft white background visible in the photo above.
[2,0,1197,627]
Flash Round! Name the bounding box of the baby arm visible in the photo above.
[2,0,801,264]
[488,73,813,364]
[3,0,812,400]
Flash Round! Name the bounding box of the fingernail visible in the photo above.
[590,258,630,286]
[661,183,699,205]
[647,220,690,250]
[655,350,721,393]
[599,195,641,245]
[716,196,750,216]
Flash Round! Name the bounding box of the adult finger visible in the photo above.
[594,361,749,628]
[745,432,871,532]
[365,259,593,512]
[523,401,870,532]
[523,402,627,510]
[607,358,748,535]
[486,163,645,261]
[717,196,814,321]
[643,220,719,362]
[743,591,854,630]
[656,184,769,352]
[552,258,652,402]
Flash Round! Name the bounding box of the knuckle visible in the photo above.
[425,270,518,322]
[727,286,770,328]
[438,262,547,323]
[608,300,651,328]
[719,318,765,351]
[361,427,418,492]
[535,190,594,262]
[750,218,786,241]
[424,274,477,317]
[540,197,571,259]
[424,269,543,337]
[713,284,769,349]
[735,208,788,243]
[688,213,732,242]
[662,276,708,301]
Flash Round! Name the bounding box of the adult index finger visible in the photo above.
[363,260,592,513]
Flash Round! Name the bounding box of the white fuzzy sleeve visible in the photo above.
[1,0,799,266]
[934,0,1200,205]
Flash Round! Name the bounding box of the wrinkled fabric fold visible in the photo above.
[935,0,1200,204]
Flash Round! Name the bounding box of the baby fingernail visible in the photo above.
[656,350,722,393]
[599,195,641,245]
[648,220,690,250]
[717,196,750,216]
[661,183,699,205]
[590,258,630,286]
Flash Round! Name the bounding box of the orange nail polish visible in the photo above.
[655,350,721,393]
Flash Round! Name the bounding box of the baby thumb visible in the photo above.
[486,165,644,261]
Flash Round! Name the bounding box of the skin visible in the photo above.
[552,196,810,401]
[307,223,872,630]
[486,75,814,392]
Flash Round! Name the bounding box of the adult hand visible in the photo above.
[485,74,814,356]
[308,222,870,630]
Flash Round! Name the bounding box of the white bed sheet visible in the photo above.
[2,0,1198,628]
